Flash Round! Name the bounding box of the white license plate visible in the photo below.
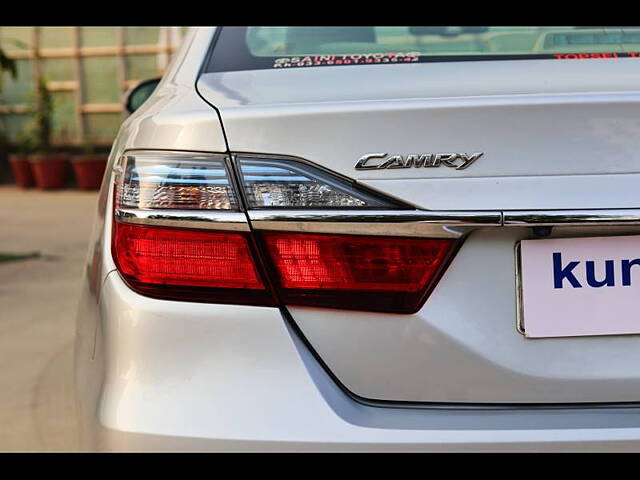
[518,235,640,338]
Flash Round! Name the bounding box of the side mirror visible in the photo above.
[124,77,161,114]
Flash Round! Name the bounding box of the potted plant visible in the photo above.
[8,130,36,188]
[71,142,107,190]
[28,78,68,190]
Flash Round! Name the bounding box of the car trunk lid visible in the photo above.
[197,59,640,403]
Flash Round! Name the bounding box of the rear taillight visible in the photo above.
[260,232,454,313]
[111,151,458,313]
[113,222,275,305]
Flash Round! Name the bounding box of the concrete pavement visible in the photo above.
[0,186,98,451]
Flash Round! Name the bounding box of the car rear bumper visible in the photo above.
[75,271,640,452]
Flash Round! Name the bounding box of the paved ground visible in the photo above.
[0,186,98,451]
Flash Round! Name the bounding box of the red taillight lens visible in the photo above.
[260,232,455,313]
[113,221,456,312]
[112,221,276,306]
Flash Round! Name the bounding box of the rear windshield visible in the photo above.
[205,26,640,72]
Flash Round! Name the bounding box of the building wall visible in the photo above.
[0,27,187,147]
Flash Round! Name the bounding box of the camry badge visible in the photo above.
[355,152,483,171]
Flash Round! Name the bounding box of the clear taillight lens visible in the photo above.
[237,157,398,209]
[115,152,238,210]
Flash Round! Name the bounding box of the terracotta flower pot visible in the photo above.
[71,155,107,190]
[29,154,68,190]
[9,154,34,188]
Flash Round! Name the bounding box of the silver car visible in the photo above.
[75,26,640,451]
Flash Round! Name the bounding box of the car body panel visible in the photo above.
[198,60,640,210]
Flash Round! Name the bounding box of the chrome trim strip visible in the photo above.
[248,210,503,239]
[504,209,640,226]
[115,209,250,232]
[248,210,503,224]
[115,208,640,235]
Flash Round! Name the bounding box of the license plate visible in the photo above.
[518,235,640,338]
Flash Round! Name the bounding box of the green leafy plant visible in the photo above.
[1,34,54,155]
[10,77,53,157]
[0,46,17,92]
[0,47,16,181]
[33,77,53,153]
[14,128,37,155]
